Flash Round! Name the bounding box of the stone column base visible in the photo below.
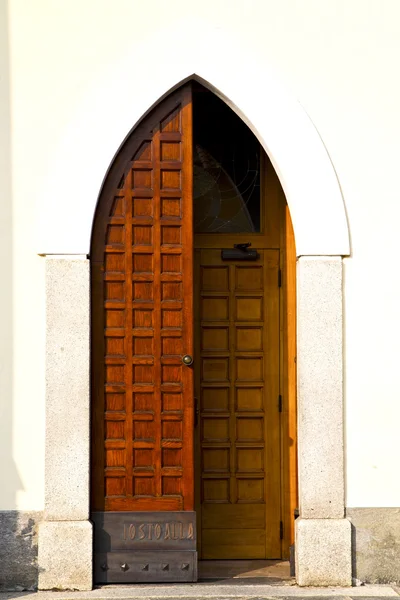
[38,521,93,590]
[295,518,352,586]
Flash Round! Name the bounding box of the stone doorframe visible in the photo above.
[37,74,351,590]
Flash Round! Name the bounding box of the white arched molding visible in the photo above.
[38,20,351,590]
[36,20,349,259]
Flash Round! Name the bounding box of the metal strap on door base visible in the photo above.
[92,511,197,583]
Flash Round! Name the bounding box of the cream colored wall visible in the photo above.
[2,0,400,509]
[0,0,45,511]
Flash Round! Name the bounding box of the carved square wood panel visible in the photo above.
[133,282,153,301]
[132,253,153,273]
[133,335,154,356]
[236,387,263,411]
[132,140,152,161]
[201,327,229,351]
[202,448,230,473]
[202,387,229,412]
[236,417,264,442]
[105,392,125,412]
[161,392,182,412]
[162,336,183,356]
[133,365,154,384]
[132,169,153,189]
[235,297,263,321]
[162,309,182,328]
[105,282,125,301]
[105,420,125,440]
[132,197,153,217]
[235,327,263,351]
[162,282,182,301]
[106,308,125,327]
[105,364,125,384]
[161,170,181,190]
[110,195,125,217]
[161,197,181,218]
[236,448,264,472]
[162,420,183,441]
[132,308,153,328]
[133,420,155,442]
[133,448,153,468]
[202,417,230,442]
[105,252,125,273]
[235,266,263,290]
[161,141,181,161]
[162,448,182,467]
[201,266,229,291]
[133,392,154,413]
[132,225,153,245]
[162,365,182,384]
[106,476,126,497]
[105,335,125,357]
[202,297,229,321]
[106,449,126,468]
[236,357,263,381]
[202,479,230,503]
[161,225,182,245]
[133,476,155,497]
[161,107,181,132]
[202,357,229,382]
[161,253,182,273]
[162,477,182,496]
[106,224,125,246]
[236,478,264,503]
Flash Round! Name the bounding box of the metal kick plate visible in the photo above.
[94,551,197,583]
[92,512,197,583]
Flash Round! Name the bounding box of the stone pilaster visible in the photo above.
[295,257,351,586]
[38,256,92,591]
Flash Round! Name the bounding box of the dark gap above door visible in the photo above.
[193,84,261,234]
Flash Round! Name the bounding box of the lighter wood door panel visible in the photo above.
[91,84,194,512]
[195,248,281,559]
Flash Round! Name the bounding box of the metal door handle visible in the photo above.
[182,354,193,366]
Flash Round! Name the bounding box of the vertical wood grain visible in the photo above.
[91,84,194,513]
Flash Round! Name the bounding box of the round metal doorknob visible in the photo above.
[182,354,193,366]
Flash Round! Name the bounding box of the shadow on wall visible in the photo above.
[0,0,40,591]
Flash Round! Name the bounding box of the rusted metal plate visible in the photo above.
[92,512,197,583]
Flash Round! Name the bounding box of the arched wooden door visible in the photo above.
[91,84,196,583]
[91,82,297,584]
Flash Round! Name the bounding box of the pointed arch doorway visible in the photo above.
[90,81,297,583]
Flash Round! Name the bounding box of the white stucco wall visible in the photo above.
[2,0,400,510]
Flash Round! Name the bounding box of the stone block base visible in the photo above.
[295,517,351,586]
[0,510,41,590]
[38,520,93,590]
[347,507,400,583]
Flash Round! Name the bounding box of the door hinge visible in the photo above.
[278,394,283,412]
[280,521,284,540]
[278,269,282,287]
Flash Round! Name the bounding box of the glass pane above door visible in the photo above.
[193,86,261,234]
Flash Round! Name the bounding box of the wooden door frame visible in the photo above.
[38,79,351,589]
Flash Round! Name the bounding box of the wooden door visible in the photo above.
[90,81,296,579]
[194,247,281,559]
[91,86,196,584]
[191,87,284,560]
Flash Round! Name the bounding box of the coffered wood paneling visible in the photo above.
[91,85,194,512]
[194,248,281,559]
